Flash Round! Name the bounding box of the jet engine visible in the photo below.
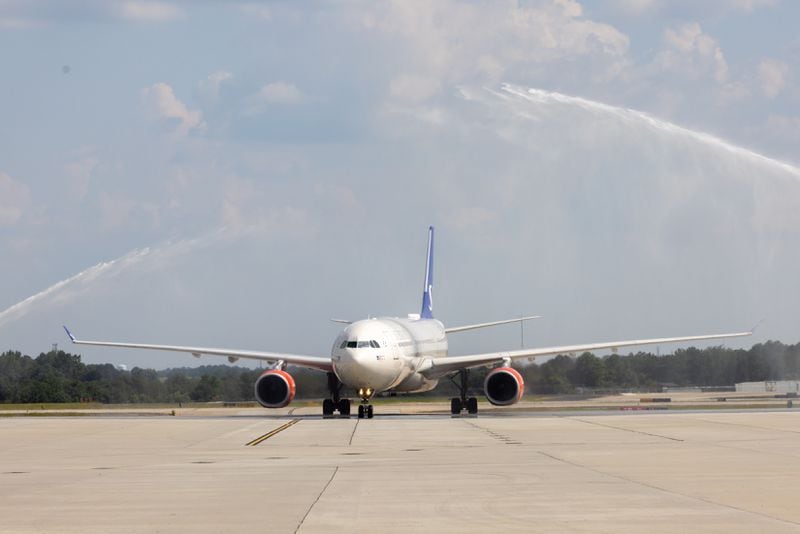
[484,367,524,406]
[254,369,296,408]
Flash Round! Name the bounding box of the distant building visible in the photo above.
[736,381,800,394]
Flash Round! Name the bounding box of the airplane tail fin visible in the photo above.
[420,226,434,319]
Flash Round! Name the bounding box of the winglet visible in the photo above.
[63,325,76,343]
[420,226,434,319]
[750,318,766,334]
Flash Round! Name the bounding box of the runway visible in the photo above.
[2,409,800,533]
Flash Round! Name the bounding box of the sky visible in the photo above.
[1,0,799,369]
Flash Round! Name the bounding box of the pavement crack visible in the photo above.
[536,450,800,527]
[294,466,339,534]
[568,417,684,442]
[348,419,359,446]
[692,417,800,435]
[462,420,520,444]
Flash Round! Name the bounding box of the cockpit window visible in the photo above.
[344,340,381,349]
[339,339,381,349]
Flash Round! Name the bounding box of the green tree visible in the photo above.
[570,352,606,388]
[603,354,637,387]
[191,375,220,401]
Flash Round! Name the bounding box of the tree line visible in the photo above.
[1,340,798,404]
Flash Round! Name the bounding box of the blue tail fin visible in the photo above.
[420,226,434,319]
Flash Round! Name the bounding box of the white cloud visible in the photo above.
[356,0,630,102]
[658,22,729,83]
[198,70,233,100]
[610,0,659,14]
[758,58,789,98]
[389,74,441,103]
[243,82,304,115]
[717,81,751,106]
[757,114,800,156]
[97,192,161,232]
[221,177,314,236]
[610,0,778,15]
[64,151,98,200]
[142,82,205,135]
[114,1,183,22]
[0,171,31,225]
[255,82,303,104]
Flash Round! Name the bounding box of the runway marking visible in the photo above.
[295,466,339,534]
[245,419,300,446]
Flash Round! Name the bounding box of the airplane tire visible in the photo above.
[322,398,335,416]
[450,398,462,415]
[367,405,374,418]
[338,399,351,416]
[467,397,478,414]
[358,405,365,418]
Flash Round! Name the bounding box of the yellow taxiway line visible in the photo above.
[245,419,301,446]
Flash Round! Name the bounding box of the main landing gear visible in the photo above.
[450,369,479,415]
[357,387,375,419]
[323,372,351,417]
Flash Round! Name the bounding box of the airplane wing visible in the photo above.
[419,330,752,379]
[63,326,333,372]
[444,315,541,334]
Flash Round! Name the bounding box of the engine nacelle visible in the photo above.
[484,367,524,406]
[254,369,296,408]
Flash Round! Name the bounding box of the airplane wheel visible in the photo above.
[467,397,478,414]
[450,398,462,415]
[338,399,351,416]
[358,405,365,419]
[322,398,335,416]
[367,405,374,419]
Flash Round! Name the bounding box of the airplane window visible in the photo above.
[346,341,357,348]
[370,340,380,348]
[340,340,347,349]
[357,341,371,348]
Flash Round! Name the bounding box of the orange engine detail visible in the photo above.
[484,367,524,406]
[254,369,296,408]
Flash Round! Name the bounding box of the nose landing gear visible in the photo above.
[357,387,375,419]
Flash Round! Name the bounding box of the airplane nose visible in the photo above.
[334,349,395,390]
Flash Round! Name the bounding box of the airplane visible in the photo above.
[63,226,752,419]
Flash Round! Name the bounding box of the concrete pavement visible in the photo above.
[2,410,800,532]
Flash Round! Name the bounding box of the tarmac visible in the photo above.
[2,405,800,533]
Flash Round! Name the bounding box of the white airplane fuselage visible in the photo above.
[331,317,446,395]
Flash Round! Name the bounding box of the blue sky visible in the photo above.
[1,0,799,368]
